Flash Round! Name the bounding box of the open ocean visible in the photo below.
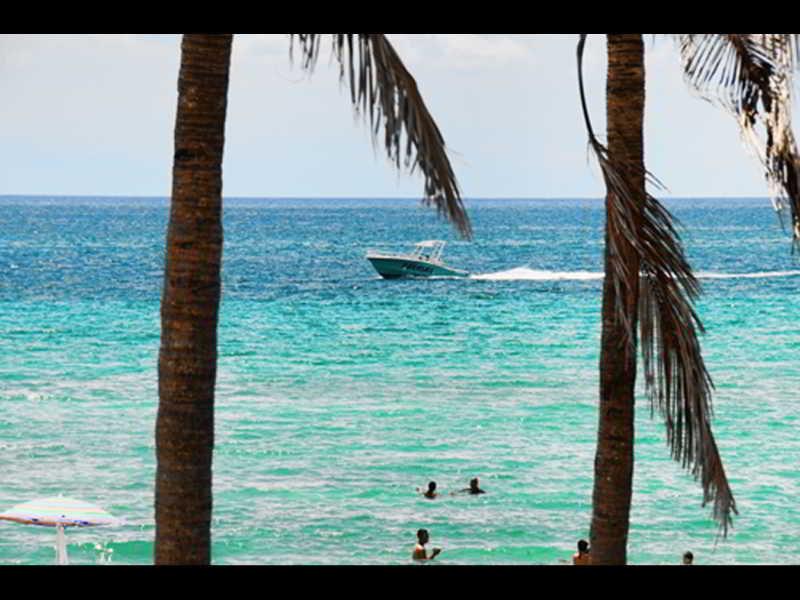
[0,195,798,565]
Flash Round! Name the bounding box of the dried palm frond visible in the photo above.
[577,34,737,535]
[678,34,800,251]
[290,34,471,239]
[637,205,738,535]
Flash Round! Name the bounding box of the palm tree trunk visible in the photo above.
[155,33,233,565]
[589,34,646,565]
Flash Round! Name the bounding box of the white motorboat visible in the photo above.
[366,240,469,279]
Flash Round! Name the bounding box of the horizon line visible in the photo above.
[0,193,775,201]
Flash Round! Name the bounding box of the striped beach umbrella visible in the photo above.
[0,496,122,564]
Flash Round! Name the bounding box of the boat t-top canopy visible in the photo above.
[411,240,446,263]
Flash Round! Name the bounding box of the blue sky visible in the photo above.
[0,34,788,199]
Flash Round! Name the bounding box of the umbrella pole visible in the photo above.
[56,524,68,565]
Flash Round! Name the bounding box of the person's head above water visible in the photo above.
[417,529,429,545]
[427,481,436,492]
[577,539,589,554]
[683,551,693,565]
[470,478,480,490]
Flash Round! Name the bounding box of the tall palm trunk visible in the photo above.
[155,34,233,565]
[589,34,646,565]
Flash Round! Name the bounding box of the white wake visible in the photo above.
[696,270,800,279]
[470,267,602,281]
[469,266,800,282]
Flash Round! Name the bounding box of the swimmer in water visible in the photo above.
[572,539,591,565]
[456,477,485,495]
[417,481,439,499]
[412,529,442,561]
[683,551,694,565]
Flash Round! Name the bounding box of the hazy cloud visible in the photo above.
[391,34,537,71]
[0,34,780,198]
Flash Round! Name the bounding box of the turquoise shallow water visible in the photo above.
[0,196,798,564]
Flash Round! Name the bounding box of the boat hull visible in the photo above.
[367,256,469,279]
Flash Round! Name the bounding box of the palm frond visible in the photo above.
[678,34,800,251]
[578,34,737,534]
[638,202,738,535]
[290,34,471,239]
